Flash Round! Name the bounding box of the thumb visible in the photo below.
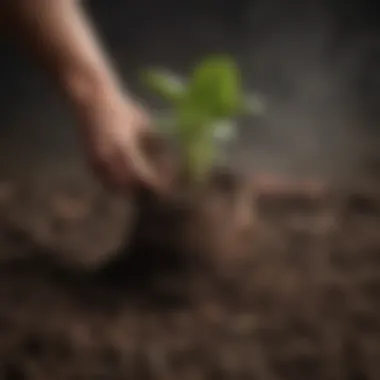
[138,131,178,194]
[120,137,162,194]
[133,149,162,191]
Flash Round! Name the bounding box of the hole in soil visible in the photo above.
[92,242,192,309]
[0,166,256,311]
[86,167,258,311]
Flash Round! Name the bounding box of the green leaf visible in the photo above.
[186,55,243,118]
[141,69,186,103]
[140,55,263,183]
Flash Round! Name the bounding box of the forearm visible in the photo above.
[7,0,124,113]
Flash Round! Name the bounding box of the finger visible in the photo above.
[92,153,133,193]
[130,149,161,191]
[139,130,166,162]
[128,107,151,133]
[108,154,135,193]
[119,142,163,193]
[138,132,180,193]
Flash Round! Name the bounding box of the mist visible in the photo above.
[0,0,378,181]
[235,0,379,178]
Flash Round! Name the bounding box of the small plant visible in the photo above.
[141,55,263,184]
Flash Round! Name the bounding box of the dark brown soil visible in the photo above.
[0,171,379,380]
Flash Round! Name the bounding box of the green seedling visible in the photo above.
[141,55,264,183]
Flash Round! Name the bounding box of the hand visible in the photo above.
[77,93,164,194]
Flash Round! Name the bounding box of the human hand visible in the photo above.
[77,93,169,194]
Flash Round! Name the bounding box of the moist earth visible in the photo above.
[0,171,379,380]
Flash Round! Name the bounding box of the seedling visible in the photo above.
[141,55,263,183]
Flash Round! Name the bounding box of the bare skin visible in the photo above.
[3,0,162,193]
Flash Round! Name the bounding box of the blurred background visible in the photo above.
[0,0,378,182]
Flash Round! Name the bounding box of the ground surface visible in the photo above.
[0,170,379,380]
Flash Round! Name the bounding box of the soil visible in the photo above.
[0,168,379,380]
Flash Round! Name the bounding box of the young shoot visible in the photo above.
[141,55,263,183]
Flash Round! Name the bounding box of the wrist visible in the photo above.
[63,67,122,114]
